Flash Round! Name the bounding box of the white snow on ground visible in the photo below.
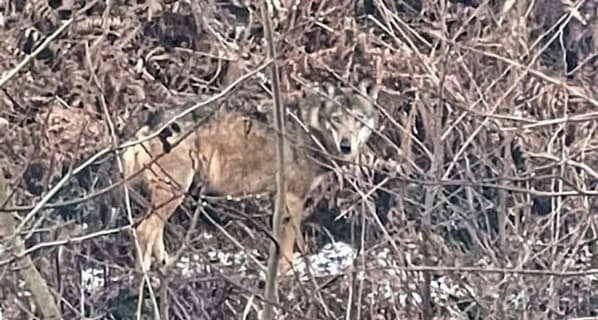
[80,242,365,293]
[75,240,598,319]
[16,279,31,297]
[291,241,356,280]
[176,247,261,277]
[81,266,104,290]
[79,241,465,314]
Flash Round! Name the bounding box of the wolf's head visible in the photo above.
[304,79,379,160]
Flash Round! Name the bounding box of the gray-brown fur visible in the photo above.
[121,79,380,274]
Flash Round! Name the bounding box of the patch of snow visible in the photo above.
[176,248,260,276]
[16,279,31,297]
[198,232,213,240]
[81,267,104,292]
[291,242,357,280]
[73,239,537,319]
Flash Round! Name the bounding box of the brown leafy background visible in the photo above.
[1,0,597,319]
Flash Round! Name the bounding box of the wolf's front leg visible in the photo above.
[135,215,162,272]
[152,226,171,266]
[279,193,306,275]
[136,178,191,271]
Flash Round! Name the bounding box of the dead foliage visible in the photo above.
[1,0,597,319]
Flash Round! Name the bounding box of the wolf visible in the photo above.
[121,79,380,274]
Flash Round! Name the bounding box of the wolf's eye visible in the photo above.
[331,115,341,123]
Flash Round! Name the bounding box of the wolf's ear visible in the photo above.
[355,78,381,133]
[320,81,339,115]
[320,81,337,98]
[301,81,336,101]
[300,82,326,131]
[357,78,379,100]
[355,78,379,117]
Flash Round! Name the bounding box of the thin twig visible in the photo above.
[260,0,287,318]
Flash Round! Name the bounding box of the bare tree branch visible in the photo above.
[260,0,287,318]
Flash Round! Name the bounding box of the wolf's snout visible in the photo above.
[339,138,352,154]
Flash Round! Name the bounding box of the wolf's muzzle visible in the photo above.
[339,137,352,154]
